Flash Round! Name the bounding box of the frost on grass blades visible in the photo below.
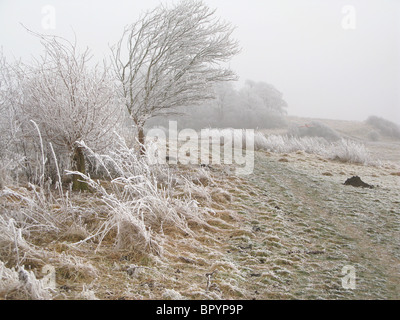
[253,133,373,165]
[1,0,400,301]
[146,121,255,175]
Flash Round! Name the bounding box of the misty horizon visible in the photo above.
[0,0,399,124]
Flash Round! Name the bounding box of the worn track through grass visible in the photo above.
[96,150,400,300]
[222,151,400,299]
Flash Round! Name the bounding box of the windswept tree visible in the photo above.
[12,32,121,190]
[112,0,240,152]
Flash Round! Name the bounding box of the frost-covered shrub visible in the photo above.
[253,132,371,165]
[146,80,289,130]
[327,139,371,164]
[254,133,328,154]
[288,121,340,142]
[366,116,400,139]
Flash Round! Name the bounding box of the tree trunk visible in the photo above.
[137,125,146,156]
[72,146,88,191]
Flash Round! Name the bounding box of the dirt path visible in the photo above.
[223,151,400,299]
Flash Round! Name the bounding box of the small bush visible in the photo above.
[252,132,371,165]
[328,139,371,164]
[366,116,400,139]
[288,121,340,142]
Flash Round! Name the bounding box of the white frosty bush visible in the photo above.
[204,129,372,165]
[256,133,371,164]
[327,138,371,164]
[259,134,371,165]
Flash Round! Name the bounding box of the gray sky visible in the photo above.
[0,0,399,123]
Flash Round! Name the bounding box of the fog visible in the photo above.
[0,0,399,123]
[1,1,400,302]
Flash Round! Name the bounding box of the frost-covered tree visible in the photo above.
[239,80,287,115]
[0,51,22,166]
[146,79,289,130]
[212,82,237,122]
[0,51,8,154]
[11,32,120,190]
[235,80,288,128]
[112,0,240,152]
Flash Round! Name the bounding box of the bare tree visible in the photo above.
[0,51,24,167]
[0,50,9,153]
[12,32,121,190]
[112,0,240,153]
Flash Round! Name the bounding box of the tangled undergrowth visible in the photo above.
[0,134,240,299]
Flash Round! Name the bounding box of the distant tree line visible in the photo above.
[146,79,288,130]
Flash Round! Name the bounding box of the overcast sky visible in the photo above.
[0,0,399,123]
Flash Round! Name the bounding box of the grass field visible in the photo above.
[1,117,399,300]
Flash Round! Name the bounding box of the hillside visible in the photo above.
[277,116,400,164]
[1,118,399,300]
